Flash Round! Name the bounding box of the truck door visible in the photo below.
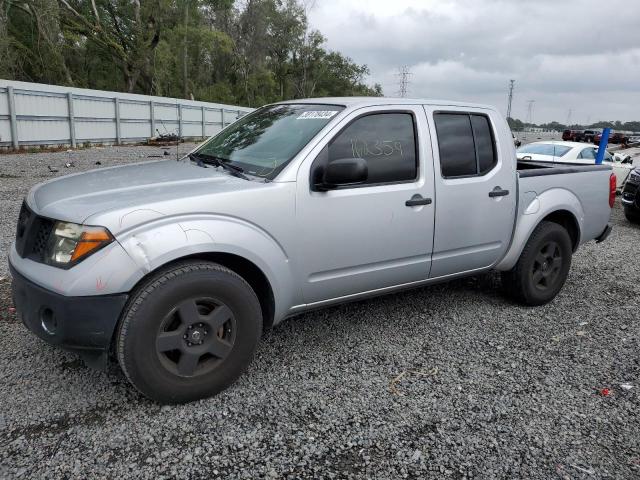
[424,107,517,278]
[295,105,435,304]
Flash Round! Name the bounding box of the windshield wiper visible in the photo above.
[188,152,250,180]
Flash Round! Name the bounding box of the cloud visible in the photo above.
[308,0,640,122]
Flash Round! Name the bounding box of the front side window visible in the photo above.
[327,113,417,185]
[434,113,497,178]
[196,103,344,179]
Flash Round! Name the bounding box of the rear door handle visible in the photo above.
[405,195,432,207]
[488,187,510,198]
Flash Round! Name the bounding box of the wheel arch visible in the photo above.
[496,190,584,272]
[541,210,580,251]
[123,252,276,331]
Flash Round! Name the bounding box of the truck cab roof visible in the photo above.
[274,96,496,111]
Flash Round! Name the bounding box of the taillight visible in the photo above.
[609,173,616,208]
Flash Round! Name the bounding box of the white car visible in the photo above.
[516,141,635,189]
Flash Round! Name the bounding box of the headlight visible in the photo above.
[46,221,114,268]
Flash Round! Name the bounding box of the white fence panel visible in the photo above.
[0,80,253,148]
[74,96,114,118]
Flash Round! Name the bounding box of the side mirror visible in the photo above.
[316,157,368,190]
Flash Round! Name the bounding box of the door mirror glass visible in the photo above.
[317,158,368,190]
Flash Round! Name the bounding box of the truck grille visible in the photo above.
[15,202,55,262]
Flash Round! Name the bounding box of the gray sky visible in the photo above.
[307,0,640,123]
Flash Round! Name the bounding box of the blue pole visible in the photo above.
[595,128,611,164]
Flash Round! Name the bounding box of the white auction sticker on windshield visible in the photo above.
[297,111,338,120]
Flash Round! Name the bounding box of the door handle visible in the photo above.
[488,187,510,198]
[405,195,432,207]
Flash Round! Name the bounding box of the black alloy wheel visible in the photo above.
[530,241,563,292]
[155,297,237,377]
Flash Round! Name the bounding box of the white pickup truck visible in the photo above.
[10,98,614,403]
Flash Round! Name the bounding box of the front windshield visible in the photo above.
[194,103,344,179]
[517,144,572,157]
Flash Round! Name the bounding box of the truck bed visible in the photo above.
[517,160,612,177]
[512,160,613,257]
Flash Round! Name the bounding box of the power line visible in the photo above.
[396,66,412,98]
[506,79,515,119]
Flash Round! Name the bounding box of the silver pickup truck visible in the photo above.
[10,98,614,403]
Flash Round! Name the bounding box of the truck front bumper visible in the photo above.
[10,263,128,369]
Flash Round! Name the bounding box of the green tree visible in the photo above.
[2,0,382,106]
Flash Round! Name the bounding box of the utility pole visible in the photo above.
[396,66,412,98]
[183,0,189,99]
[566,108,572,127]
[506,79,515,120]
[526,100,535,126]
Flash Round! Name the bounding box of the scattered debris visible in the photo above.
[8,307,16,314]
[389,371,407,396]
[163,150,170,156]
[621,383,633,391]
[147,155,163,158]
[65,162,74,168]
[389,367,439,396]
[569,463,595,475]
[576,330,587,336]
[599,388,611,397]
[579,321,588,326]
[95,161,102,165]
[147,133,183,146]
[411,449,422,462]
[47,165,59,173]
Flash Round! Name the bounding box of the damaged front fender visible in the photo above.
[115,215,295,322]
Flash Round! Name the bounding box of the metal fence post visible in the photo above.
[237,109,241,121]
[221,107,225,128]
[201,106,206,138]
[7,86,18,149]
[67,92,76,148]
[178,104,183,139]
[114,97,121,144]
[150,100,155,138]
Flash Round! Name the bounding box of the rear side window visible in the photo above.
[471,115,496,174]
[328,113,417,184]
[434,113,497,178]
[517,144,572,157]
[578,148,597,160]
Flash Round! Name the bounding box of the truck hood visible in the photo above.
[29,160,263,226]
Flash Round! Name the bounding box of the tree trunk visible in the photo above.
[183,0,189,99]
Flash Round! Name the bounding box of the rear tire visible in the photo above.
[502,221,572,306]
[116,261,262,404]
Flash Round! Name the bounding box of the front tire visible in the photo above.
[116,261,262,404]
[502,221,572,306]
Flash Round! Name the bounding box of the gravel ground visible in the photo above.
[1,145,639,479]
